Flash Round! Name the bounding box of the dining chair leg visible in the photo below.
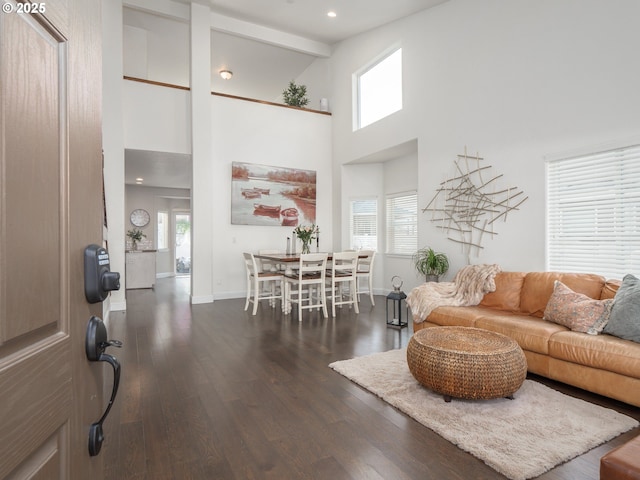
[244,273,251,311]
[352,278,360,314]
[284,281,291,315]
[321,284,328,318]
[270,281,276,308]
[331,282,337,317]
[368,276,375,306]
[252,277,259,315]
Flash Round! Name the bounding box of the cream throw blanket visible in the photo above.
[407,264,502,323]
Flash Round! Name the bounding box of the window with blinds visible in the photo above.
[386,192,417,255]
[546,144,640,279]
[350,199,378,250]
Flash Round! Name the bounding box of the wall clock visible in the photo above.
[130,208,150,227]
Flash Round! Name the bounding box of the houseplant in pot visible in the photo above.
[413,247,449,282]
[127,228,146,250]
[282,80,309,108]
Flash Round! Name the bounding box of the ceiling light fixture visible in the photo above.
[327,11,337,18]
[219,70,233,80]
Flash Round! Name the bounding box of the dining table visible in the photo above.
[254,252,366,275]
[253,251,366,314]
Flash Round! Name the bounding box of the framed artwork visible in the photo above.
[231,162,316,226]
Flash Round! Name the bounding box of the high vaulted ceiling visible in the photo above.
[124,0,448,188]
[176,0,448,44]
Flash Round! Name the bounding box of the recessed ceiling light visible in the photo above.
[219,70,233,80]
[327,11,337,18]
[136,177,144,182]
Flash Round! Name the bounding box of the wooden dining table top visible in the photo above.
[254,252,366,262]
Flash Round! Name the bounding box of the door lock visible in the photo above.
[85,316,122,456]
[84,244,120,303]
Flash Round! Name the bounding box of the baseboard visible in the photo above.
[103,308,126,329]
[110,301,127,311]
[214,291,246,301]
[191,294,214,304]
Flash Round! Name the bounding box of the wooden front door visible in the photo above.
[0,0,105,478]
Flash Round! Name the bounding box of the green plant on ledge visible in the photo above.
[413,247,449,282]
[282,80,309,108]
[127,228,146,250]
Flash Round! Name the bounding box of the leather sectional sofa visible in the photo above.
[412,271,640,407]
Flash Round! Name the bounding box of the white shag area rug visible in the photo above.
[329,348,638,480]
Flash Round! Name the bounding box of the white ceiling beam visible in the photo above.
[123,0,331,58]
[209,12,331,58]
[124,0,190,22]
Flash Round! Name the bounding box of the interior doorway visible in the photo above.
[175,211,191,275]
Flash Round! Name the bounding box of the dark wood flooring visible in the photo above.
[104,277,639,480]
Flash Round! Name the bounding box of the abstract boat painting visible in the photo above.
[231,161,316,226]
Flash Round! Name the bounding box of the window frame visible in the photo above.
[354,46,403,130]
[157,210,169,251]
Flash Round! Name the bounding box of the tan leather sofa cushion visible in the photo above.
[427,305,493,328]
[519,272,605,317]
[480,271,526,312]
[601,279,622,300]
[475,313,567,355]
[549,331,640,379]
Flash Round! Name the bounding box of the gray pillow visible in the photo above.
[603,274,640,343]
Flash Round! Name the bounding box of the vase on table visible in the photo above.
[301,240,311,254]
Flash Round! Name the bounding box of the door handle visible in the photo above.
[85,315,123,456]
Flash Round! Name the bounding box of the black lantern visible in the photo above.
[386,276,408,328]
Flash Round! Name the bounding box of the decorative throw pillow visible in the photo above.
[543,280,613,334]
[603,274,640,343]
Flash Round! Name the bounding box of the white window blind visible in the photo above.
[547,144,640,279]
[386,192,417,255]
[350,199,378,250]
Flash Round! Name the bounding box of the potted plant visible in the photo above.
[413,247,449,282]
[127,228,146,250]
[282,80,309,107]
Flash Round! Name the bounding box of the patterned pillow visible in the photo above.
[543,280,613,334]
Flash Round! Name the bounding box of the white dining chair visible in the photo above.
[283,253,328,320]
[243,252,283,315]
[356,250,376,306]
[326,251,359,317]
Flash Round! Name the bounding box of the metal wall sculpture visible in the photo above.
[423,149,528,256]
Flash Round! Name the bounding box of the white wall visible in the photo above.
[211,95,332,299]
[383,153,420,292]
[340,151,421,296]
[123,7,190,86]
[190,2,215,304]
[123,25,148,79]
[295,57,332,112]
[120,83,332,299]
[341,163,384,294]
[330,0,640,279]
[103,0,127,310]
[123,80,191,154]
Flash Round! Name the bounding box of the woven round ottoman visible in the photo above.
[407,326,527,402]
